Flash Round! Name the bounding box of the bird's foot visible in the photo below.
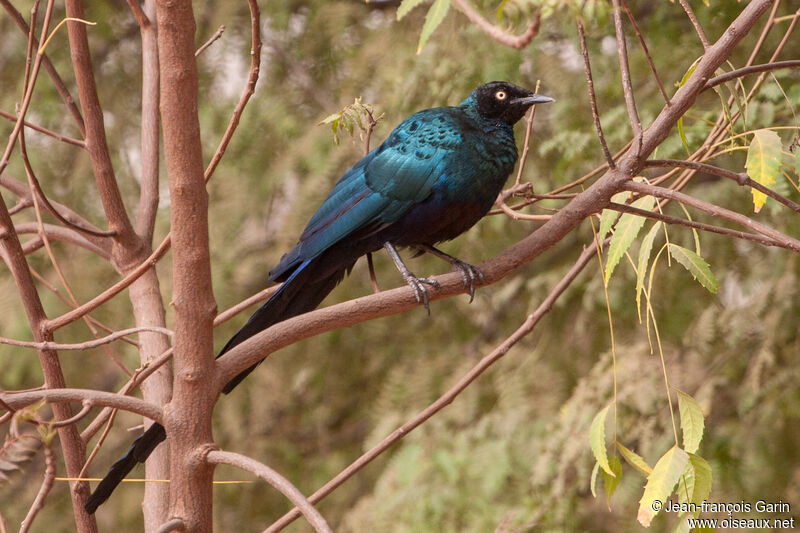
[449,259,485,303]
[401,273,440,315]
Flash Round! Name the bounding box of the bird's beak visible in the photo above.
[511,94,555,105]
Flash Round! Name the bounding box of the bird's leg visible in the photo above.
[416,244,485,303]
[383,242,440,314]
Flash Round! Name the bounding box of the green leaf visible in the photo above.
[605,196,655,283]
[677,117,690,156]
[687,454,712,505]
[318,112,342,125]
[599,191,629,240]
[617,441,652,476]
[675,57,701,155]
[676,390,705,454]
[397,0,427,20]
[603,455,623,503]
[417,0,450,53]
[637,446,690,527]
[590,460,600,498]
[668,244,719,293]
[590,404,614,477]
[794,147,800,177]
[745,129,782,213]
[635,222,662,322]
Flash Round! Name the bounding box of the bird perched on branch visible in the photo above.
[85,81,553,513]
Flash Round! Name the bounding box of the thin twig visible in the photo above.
[576,19,616,169]
[451,0,540,49]
[514,80,542,186]
[611,0,643,156]
[195,25,225,57]
[0,327,173,351]
[366,252,380,293]
[50,401,93,428]
[45,235,172,331]
[678,0,710,49]
[645,159,800,213]
[207,450,332,533]
[1,389,163,423]
[19,440,55,533]
[0,0,85,134]
[619,0,670,104]
[203,0,261,182]
[625,180,800,252]
[125,0,149,27]
[607,201,779,248]
[0,110,85,147]
[704,59,800,91]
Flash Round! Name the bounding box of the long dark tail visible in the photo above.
[85,256,349,513]
[84,422,166,513]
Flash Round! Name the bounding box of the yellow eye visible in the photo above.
[495,90,507,100]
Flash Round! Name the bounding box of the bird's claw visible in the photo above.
[403,274,440,315]
[450,260,484,303]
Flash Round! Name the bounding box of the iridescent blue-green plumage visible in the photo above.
[85,81,553,513]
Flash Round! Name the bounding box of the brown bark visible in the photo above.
[155,0,217,530]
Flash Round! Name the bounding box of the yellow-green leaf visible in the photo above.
[668,244,718,293]
[590,404,614,477]
[605,196,655,283]
[638,446,689,527]
[617,441,652,476]
[599,191,629,239]
[794,148,800,177]
[676,390,705,454]
[417,0,450,53]
[745,129,782,213]
[636,222,662,322]
[603,455,623,503]
[675,57,701,155]
[688,454,712,505]
[590,460,600,498]
[397,0,427,20]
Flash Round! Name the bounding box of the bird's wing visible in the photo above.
[270,108,465,279]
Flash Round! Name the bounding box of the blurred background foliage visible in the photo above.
[1,0,799,531]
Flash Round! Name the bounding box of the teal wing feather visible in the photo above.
[271,107,465,279]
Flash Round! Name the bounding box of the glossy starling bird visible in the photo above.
[85,81,553,513]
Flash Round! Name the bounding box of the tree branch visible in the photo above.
[703,59,800,90]
[0,389,163,422]
[205,450,332,533]
[606,201,780,248]
[625,180,800,252]
[611,0,643,154]
[0,327,172,351]
[451,0,540,49]
[645,159,800,213]
[65,0,138,248]
[576,19,616,169]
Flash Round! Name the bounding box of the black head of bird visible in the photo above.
[473,81,555,125]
